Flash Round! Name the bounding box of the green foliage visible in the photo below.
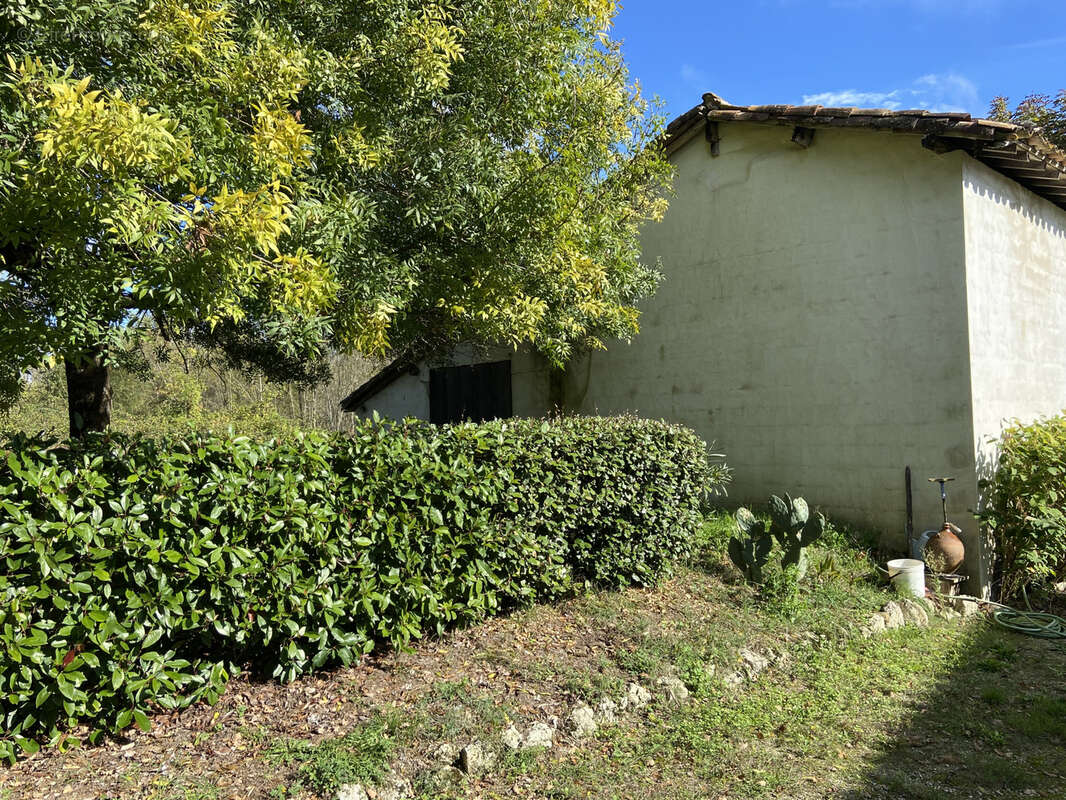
[1,0,671,415]
[767,494,825,580]
[989,92,1066,150]
[979,414,1066,600]
[672,643,716,697]
[758,563,803,619]
[727,508,772,583]
[0,415,723,760]
[266,720,395,795]
[729,495,825,586]
[1,340,378,439]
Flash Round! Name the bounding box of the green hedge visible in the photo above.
[980,414,1066,600]
[0,416,725,758]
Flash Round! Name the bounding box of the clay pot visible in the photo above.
[924,524,965,574]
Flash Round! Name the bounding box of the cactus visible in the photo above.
[728,507,773,582]
[767,493,825,580]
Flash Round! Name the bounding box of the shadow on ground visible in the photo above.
[841,622,1066,800]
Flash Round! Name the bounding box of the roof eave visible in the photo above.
[662,93,1066,212]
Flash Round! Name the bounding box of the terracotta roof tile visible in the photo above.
[664,91,1066,211]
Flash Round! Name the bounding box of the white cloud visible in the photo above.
[802,89,904,109]
[803,72,979,113]
[680,64,709,90]
[912,72,979,111]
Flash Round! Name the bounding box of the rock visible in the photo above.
[880,601,905,629]
[337,785,369,800]
[431,741,461,766]
[428,767,464,790]
[739,648,770,677]
[619,682,652,711]
[500,724,523,751]
[521,722,554,749]
[939,606,961,620]
[565,705,598,739]
[861,613,887,638]
[595,697,618,725]
[898,598,929,627]
[723,647,777,686]
[952,597,981,617]
[458,741,497,775]
[374,773,413,800]
[722,670,745,688]
[656,676,690,705]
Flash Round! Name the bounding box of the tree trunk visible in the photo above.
[65,348,112,438]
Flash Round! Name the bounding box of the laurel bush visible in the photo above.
[0,415,725,759]
[980,414,1066,600]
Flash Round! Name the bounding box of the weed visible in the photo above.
[672,644,716,697]
[614,644,663,676]
[981,685,1007,705]
[265,718,394,795]
[1011,695,1066,738]
[431,679,470,702]
[238,724,268,741]
[758,564,802,618]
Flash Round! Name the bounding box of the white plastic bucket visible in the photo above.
[887,558,925,599]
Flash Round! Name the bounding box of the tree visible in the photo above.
[0,0,671,436]
[989,91,1066,150]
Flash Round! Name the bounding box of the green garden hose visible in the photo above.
[950,592,1066,640]
[990,608,1066,639]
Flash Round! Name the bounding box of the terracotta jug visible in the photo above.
[925,523,965,574]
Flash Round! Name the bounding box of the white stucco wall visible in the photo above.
[963,159,1066,588]
[349,345,552,420]
[356,368,430,420]
[563,124,979,569]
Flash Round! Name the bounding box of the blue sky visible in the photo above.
[612,0,1066,124]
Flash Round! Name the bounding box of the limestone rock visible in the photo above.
[880,601,905,629]
[952,597,981,617]
[656,676,690,705]
[619,682,652,711]
[861,613,887,638]
[431,741,461,766]
[723,647,771,687]
[500,724,523,751]
[521,722,555,749]
[566,705,598,739]
[723,670,745,688]
[429,767,464,789]
[374,773,413,800]
[458,741,497,775]
[898,598,929,627]
[739,647,770,677]
[595,697,618,725]
[337,785,369,800]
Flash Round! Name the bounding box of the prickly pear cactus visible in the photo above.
[768,494,825,580]
[729,507,773,583]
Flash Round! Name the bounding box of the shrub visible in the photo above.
[0,415,725,759]
[980,414,1066,600]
